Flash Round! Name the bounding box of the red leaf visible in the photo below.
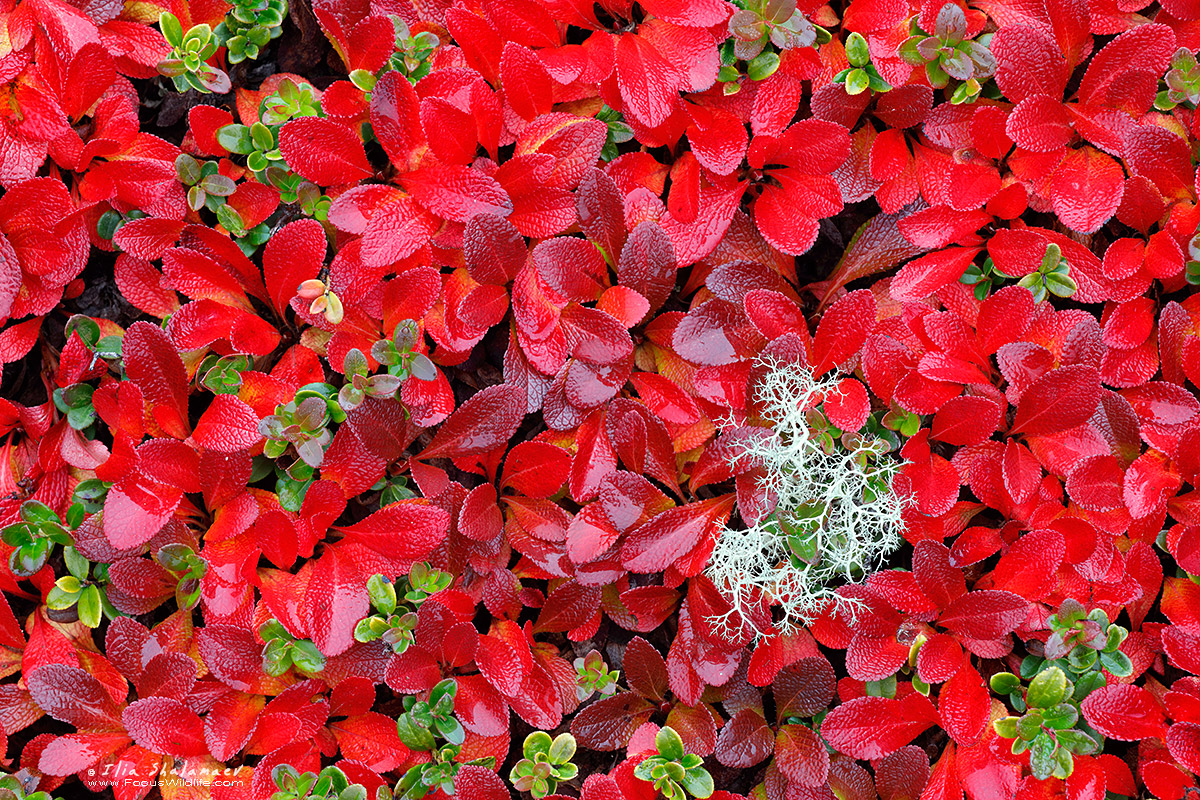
[566,503,621,566]
[1080,684,1167,741]
[205,692,263,761]
[992,24,1068,103]
[307,546,369,657]
[1167,723,1200,774]
[825,378,870,432]
[112,217,185,261]
[1120,381,1200,426]
[330,712,409,773]
[990,529,1063,601]
[1005,94,1072,152]
[103,478,183,549]
[502,441,571,498]
[0,317,43,364]
[123,321,190,439]
[875,747,930,800]
[123,697,209,757]
[455,674,510,736]
[456,764,512,800]
[403,165,513,223]
[619,222,677,316]
[938,664,989,746]
[361,196,440,268]
[938,591,1028,641]
[1070,455,1123,513]
[192,395,261,453]
[1002,440,1041,506]
[1125,124,1194,203]
[1011,365,1101,436]
[896,206,990,249]
[278,117,373,186]
[418,384,526,460]
[812,289,876,376]
[913,541,967,609]
[370,72,424,172]
[615,33,677,128]
[891,247,981,302]
[620,495,735,572]
[1077,24,1175,113]
[920,742,960,800]
[38,732,131,776]
[501,43,553,121]
[263,219,326,317]
[931,396,1001,446]
[624,637,670,702]
[775,724,830,787]
[1049,147,1125,235]
[821,695,937,760]
[335,501,450,564]
[687,106,749,176]
[976,285,1035,356]
[534,581,601,633]
[533,237,608,303]
[774,658,837,718]
[465,214,526,286]
[755,174,838,256]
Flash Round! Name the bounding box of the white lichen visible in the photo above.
[705,356,910,638]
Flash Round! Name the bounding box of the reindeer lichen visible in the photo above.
[705,357,910,637]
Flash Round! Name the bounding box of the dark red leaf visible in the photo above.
[715,709,775,768]
[418,384,525,460]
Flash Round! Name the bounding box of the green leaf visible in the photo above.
[160,12,185,48]
[217,124,255,155]
[993,717,1019,739]
[1040,703,1078,730]
[97,210,123,240]
[63,546,90,581]
[250,121,276,151]
[1028,734,1057,780]
[845,32,870,67]
[548,733,576,764]
[396,714,436,751]
[1099,650,1133,678]
[679,768,714,799]
[1027,667,1068,709]
[429,678,457,707]
[655,727,686,762]
[216,203,246,237]
[46,585,80,610]
[20,501,58,526]
[990,672,1021,694]
[524,731,552,760]
[844,68,870,95]
[78,585,103,628]
[291,639,327,674]
[747,51,780,81]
